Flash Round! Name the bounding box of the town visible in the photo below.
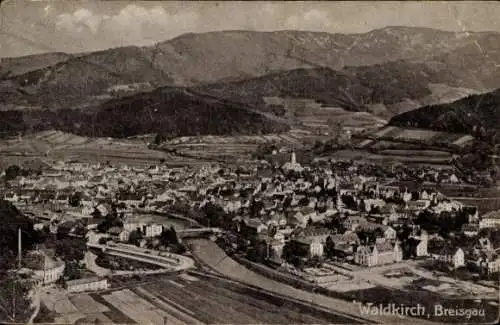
[1,147,499,324]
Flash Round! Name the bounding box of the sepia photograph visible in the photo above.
[0,0,499,324]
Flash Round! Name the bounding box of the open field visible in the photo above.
[370,126,474,148]
[379,149,452,157]
[357,139,453,151]
[138,272,354,324]
[0,131,208,168]
[295,107,386,132]
[158,128,321,162]
[42,271,368,325]
[329,149,454,167]
[41,286,135,324]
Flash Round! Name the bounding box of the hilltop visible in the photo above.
[0,87,288,138]
[389,88,500,142]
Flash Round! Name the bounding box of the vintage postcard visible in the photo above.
[0,1,499,324]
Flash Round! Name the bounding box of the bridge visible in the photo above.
[177,227,223,235]
[87,242,195,271]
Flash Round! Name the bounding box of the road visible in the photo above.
[27,283,42,324]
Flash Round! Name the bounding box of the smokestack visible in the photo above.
[18,227,22,269]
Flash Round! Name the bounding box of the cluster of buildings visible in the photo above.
[4,151,500,293]
[181,153,499,274]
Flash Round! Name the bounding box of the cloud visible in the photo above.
[56,8,102,34]
[285,9,334,31]
[54,4,200,45]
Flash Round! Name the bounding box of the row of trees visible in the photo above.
[415,208,469,237]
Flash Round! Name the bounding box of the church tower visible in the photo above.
[291,151,297,165]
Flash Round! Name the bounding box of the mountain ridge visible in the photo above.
[1,27,499,138]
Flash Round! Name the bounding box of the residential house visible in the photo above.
[294,237,324,258]
[292,211,309,228]
[354,245,376,266]
[4,192,19,202]
[478,237,492,251]
[301,227,333,244]
[144,223,163,238]
[429,245,465,269]
[406,200,430,212]
[402,189,412,203]
[362,199,386,213]
[244,219,268,236]
[383,226,397,240]
[354,240,402,267]
[462,206,479,223]
[479,211,500,229]
[379,186,399,199]
[477,251,500,274]
[119,230,130,242]
[433,200,461,214]
[343,215,366,232]
[337,183,356,196]
[405,233,428,258]
[461,223,479,237]
[263,233,286,260]
[268,213,288,228]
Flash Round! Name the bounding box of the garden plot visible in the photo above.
[102,289,181,325]
[69,294,110,314]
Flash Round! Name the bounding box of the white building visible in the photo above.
[430,247,465,269]
[145,223,163,237]
[25,250,65,285]
[119,230,130,242]
[479,211,500,229]
[66,277,109,293]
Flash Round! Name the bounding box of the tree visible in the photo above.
[98,237,109,245]
[128,229,143,246]
[159,227,179,247]
[203,203,226,227]
[73,224,87,237]
[341,195,357,210]
[69,192,83,207]
[4,165,21,181]
[324,236,336,259]
[267,225,277,238]
[153,133,166,145]
[97,213,123,233]
[0,274,33,323]
[248,240,267,263]
[0,200,37,269]
[281,241,295,263]
[56,223,72,240]
[63,261,83,281]
[374,227,385,239]
[55,237,86,263]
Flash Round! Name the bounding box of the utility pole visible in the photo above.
[18,227,22,270]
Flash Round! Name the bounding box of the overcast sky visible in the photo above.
[1,1,500,58]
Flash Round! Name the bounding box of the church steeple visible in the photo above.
[291,151,297,165]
